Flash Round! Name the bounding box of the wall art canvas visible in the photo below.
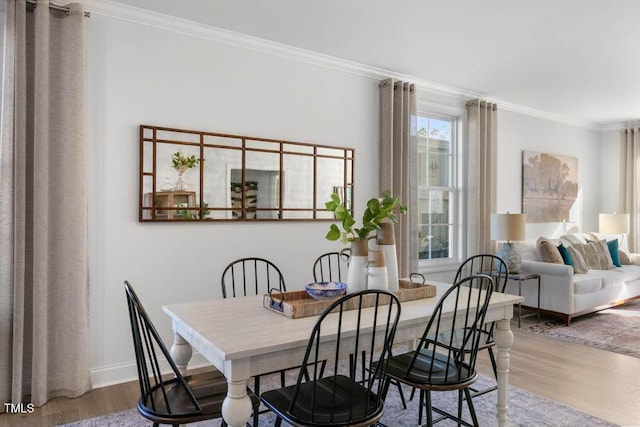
[522,151,578,223]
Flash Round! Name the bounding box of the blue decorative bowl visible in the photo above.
[305,282,347,300]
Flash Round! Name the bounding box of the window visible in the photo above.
[416,114,458,264]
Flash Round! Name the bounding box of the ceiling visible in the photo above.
[112,0,640,127]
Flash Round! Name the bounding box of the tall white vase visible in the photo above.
[340,239,369,294]
[377,221,399,292]
[366,249,389,291]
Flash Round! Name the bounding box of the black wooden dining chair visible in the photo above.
[220,257,290,426]
[313,251,408,410]
[221,257,286,299]
[312,251,349,283]
[124,280,258,427]
[381,274,494,426]
[260,289,401,427]
[453,254,508,397]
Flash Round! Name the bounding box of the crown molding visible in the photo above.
[599,123,625,132]
[79,0,607,131]
[599,119,640,132]
[492,100,602,130]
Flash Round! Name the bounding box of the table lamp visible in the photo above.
[599,213,630,234]
[491,213,526,273]
[599,213,630,253]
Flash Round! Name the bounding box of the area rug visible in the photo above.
[60,374,613,427]
[524,299,640,358]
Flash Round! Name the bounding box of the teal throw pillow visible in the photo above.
[557,244,573,267]
[607,239,621,267]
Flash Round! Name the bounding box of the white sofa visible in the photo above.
[516,232,640,325]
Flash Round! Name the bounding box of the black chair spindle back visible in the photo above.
[221,257,286,298]
[312,251,349,283]
[382,274,494,426]
[409,274,494,382]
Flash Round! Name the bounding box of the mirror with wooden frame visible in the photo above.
[139,125,355,222]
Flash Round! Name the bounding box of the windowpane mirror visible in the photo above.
[139,125,355,222]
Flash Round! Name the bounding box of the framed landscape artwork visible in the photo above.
[522,151,578,223]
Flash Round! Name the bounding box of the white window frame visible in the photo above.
[416,108,465,273]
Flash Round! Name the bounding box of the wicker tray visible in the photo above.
[263,280,436,319]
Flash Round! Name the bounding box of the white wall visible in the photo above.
[599,128,622,214]
[84,11,614,386]
[497,110,603,239]
[85,15,379,386]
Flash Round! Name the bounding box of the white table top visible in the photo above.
[162,281,522,375]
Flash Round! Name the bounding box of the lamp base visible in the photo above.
[496,242,521,274]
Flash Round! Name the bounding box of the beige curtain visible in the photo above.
[620,127,640,252]
[379,78,418,276]
[0,0,90,406]
[466,100,498,255]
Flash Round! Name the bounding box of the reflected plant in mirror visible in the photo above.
[171,151,202,191]
[177,202,211,220]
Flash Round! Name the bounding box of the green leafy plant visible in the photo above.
[177,202,211,220]
[325,190,407,243]
[171,151,201,174]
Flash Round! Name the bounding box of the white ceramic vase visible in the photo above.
[377,221,399,292]
[340,239,369,294]
[366,249,389,291]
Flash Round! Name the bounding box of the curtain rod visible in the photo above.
[26,0,91,18]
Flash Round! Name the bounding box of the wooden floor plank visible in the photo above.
[476,315,640,426]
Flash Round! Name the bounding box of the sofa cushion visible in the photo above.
[572,274,603,295]
[616,264,640,282]
[595,270,625,289]
[536,237,563,264]
[572,239,615,270]
[567,246,588,273]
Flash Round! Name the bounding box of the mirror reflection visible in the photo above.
[139,125,354,222]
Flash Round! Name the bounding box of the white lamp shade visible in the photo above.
[491,213,526,242]
[599,213,630,234]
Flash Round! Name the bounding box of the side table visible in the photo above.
[486,271,541,328]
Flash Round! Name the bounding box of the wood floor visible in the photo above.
[1,314,639,427]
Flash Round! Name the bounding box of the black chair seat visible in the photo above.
[386,351,477,389]
[261,375,384,426]
[140,370,259,424]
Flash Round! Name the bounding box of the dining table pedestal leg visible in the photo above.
[494,318,514,427]
[222,378,254,427]
[170,331,192,375]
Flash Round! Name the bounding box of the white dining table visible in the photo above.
[163,282,523,427]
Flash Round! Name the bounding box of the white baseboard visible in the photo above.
[89,352,210,389]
